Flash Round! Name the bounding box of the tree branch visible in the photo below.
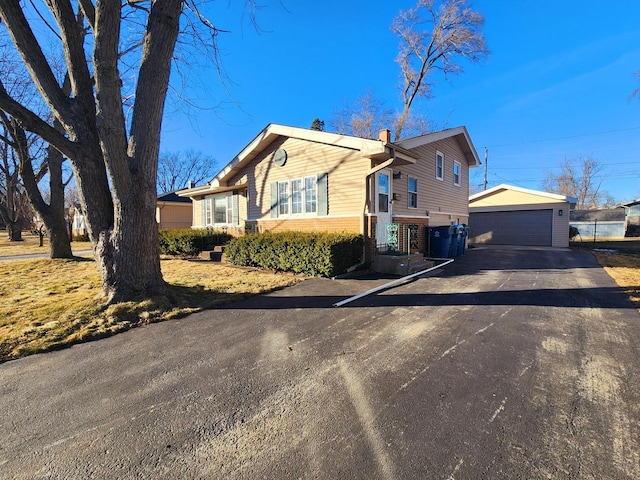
[0,0,74,129]
[0,79,76,159]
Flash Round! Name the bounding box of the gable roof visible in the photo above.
[469,184,578,204]
[396,125,481,167]
[157,191,192,204]
[177,123,480,197]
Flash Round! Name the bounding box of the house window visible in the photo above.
[205,198,213,225]
[378,172,389,213]
[436,151,444,180]
[305,177,317,213]
[291,179,303,214]
[453,161,461,186]
[278,181,289,215]
[408,177,418,208]
[205,194,236,226]
[275,176,320,216]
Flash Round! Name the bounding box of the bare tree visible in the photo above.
[0,1,189,303]
[542,156,607,209]
[157,149,216,194]
[391,0,488,140]
[331,91,433,140]
[331,92,395,139]
[0,123,34,241]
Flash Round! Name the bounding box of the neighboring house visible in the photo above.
[177,123,480,259]
[570,208,626,239]
[71,192,193,237]
[156,191,193,229]
[71,204,87,238]
[468,184,576,248]
[622,199,640,237]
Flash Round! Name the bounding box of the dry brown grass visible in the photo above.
[0,254,303,362]
[592,251,640,312]
[0,233,92,256]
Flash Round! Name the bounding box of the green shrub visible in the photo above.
[72,233,90,242]
[159,229,233,256]
[225,231,364,277]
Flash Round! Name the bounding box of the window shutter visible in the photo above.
[270,182,279,218]
[317,173,328,216]
[232,194,240,225]
[201,197,207,226]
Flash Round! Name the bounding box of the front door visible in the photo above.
[375,170,393,249]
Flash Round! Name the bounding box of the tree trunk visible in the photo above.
[95,191,165,303]
[48,220,72,258]
[15,126,74,258]
[7,222,22,241]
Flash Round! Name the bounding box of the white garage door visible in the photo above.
[469,209,553,246]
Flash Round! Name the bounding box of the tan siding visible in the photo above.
[393,137,472,221]
[470,189,565,207]
[157,203,192,229]
[228,137,369,220]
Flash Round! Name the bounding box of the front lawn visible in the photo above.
[0,255,302,362]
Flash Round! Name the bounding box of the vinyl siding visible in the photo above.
[156,203,192,229]
[229,137,369,221]
[392,137,472,223]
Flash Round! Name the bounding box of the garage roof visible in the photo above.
[470,184,577,205]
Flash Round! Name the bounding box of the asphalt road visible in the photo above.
[2,246,640,479]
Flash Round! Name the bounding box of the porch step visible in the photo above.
[199,245,225,261]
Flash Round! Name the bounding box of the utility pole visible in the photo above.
[483,147,488,190]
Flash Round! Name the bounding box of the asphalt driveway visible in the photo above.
[1,246,640,479]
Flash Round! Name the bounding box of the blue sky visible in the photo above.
[161,1,640,203]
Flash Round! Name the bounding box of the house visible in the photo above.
[156,191,193,229]
[177,123,480,260]
[622,199,640,237]
[468,184,577,248]
[71,192,193,238]
[569,207,626,239]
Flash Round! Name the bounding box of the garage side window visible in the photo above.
[436,151,444,181]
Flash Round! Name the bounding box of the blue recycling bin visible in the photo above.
[459,225,468,255]
[449,225,462,257]
[427,226,453,258]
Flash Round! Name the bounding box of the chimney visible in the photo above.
[378,129,391,142]
[188,180,196,189]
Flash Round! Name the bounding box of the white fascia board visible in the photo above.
[396,126,481,167]
[469,183,577,203]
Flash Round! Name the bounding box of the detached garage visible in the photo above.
[468,184,576,248]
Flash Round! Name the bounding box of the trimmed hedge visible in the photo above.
[224,231,364,277]
[159,229,233,256]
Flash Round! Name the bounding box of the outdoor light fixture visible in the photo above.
[558,209,563,216]
[393,171,403,179]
